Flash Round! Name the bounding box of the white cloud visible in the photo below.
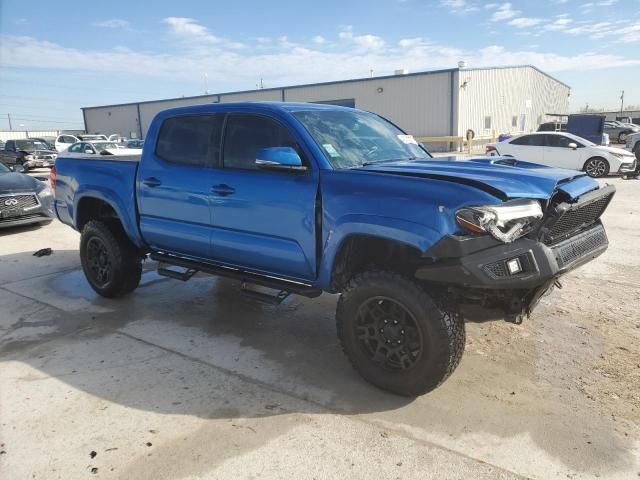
[163,17,222,44]
[338,26,385,51]
[440,0,479,12]
[92,19,130,29]
[508,17,542,27]
[312,35,327,45]
[491,3,518,21]
[2,25,640,99]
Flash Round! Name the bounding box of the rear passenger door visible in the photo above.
[137,114,223,259]
[208,113,319,281]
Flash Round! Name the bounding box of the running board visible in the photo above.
[157,262,197,281]
[150,252,322,299]
[240,283,290,305]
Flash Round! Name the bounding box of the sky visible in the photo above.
[1,0,639,131]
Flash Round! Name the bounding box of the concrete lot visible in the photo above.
[0,173,639,479]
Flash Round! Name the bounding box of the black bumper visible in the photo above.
[416,222,608,289]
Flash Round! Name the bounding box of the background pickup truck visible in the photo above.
[53,102,614,396]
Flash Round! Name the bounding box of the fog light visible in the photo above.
[506,258,522,275]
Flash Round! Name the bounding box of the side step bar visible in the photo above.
[150,252,322,299]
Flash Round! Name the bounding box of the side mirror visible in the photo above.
[256,147,307,172]
[568,142,578,150]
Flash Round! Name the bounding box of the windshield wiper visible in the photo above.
[361,157,418,167]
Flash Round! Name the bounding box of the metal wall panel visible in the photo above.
[284,72,453,137]
[219,89,283,103]
[457,66,570,137]
[84,104,140,137]
[138,96,218,135]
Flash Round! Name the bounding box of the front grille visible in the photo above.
[541,188,614,244]
[553,223,608,269]
[0,194,38,210]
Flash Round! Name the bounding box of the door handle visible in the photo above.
[211,184,235,196]
[142,177,162,187]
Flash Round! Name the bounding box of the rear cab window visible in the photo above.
[155,114,223,167]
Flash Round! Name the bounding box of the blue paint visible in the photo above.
[55,102,602,292]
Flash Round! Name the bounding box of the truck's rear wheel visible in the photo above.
[336,271,465,396]
[80,220,142,298]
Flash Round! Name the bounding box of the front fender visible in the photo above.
[316,214,442,291]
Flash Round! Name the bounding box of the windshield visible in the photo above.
[292,110,430,169]
[91,142,118,150]
[15,140,51,151]
[564,132,596,147]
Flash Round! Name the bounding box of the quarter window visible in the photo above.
[156,114,223,167]
[223,114,299,170]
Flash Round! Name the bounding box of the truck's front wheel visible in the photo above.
[336,271,464,396]
[80,220,142,298]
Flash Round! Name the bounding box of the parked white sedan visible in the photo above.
[63,141,142,157]
[487,132,637,178]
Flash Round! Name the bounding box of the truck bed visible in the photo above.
[54,154,144,246]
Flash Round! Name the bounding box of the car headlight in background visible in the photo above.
[36,182,53,199]
[610,152,634,161]
[456,199,544,243]
[24,154,34,161]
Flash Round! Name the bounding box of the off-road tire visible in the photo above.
[336,271,465,396]
[584,157,610,178]
[80,220,142,298]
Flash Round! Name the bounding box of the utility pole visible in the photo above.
[203,73,209,95]
[620,90,625,116]
[7,113,12,131]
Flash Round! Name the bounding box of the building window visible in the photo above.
[512,116,518,128]
[484,116,492,130]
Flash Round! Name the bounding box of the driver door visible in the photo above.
[208,113,319,281]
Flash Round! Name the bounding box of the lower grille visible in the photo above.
[552,223,608,269]
[482,253,534,279]
[0,213,43,224]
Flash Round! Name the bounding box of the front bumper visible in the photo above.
[618,160,638,173]
[0,193,55,229]
[416,222,608,289]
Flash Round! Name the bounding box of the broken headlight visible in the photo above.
[456,199,543,243]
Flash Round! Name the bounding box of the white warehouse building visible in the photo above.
[82,65,570,144]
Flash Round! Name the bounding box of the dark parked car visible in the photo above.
[0,139,58,171]
[604,120,639,143]
[0,161,55,229]
[125,139,144,149]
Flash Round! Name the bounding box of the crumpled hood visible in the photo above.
[360,156,599,200]
[0,172,39,193]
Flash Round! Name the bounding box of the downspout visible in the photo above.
[136,103,143,139]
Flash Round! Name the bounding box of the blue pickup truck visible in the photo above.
[53,102,614,396]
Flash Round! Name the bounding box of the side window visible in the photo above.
[223,114,299,170]
[510,135,532,146]
[156,114,223,167]
[68,143,82,153]
[511,135,545,146]
[547,135,580,148]
[6,141,15,151]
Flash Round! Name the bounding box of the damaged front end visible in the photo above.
[417,184,615,324]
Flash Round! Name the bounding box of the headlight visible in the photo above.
[456,199,543,243]
[37,184,53,199]
[24,154,34,160]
